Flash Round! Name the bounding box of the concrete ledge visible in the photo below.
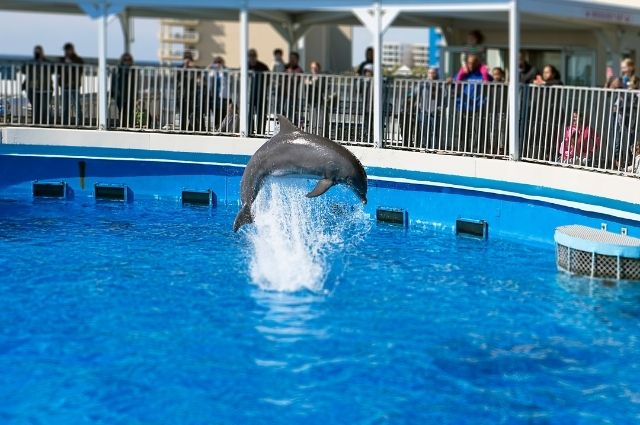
[2,126,640,208]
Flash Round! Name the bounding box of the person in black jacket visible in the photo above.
[57,42,84,126]
[111,53,135,127]
[518,52,537,84]
[357,47,374,76]
[248,48,269,135]
[22,45,52,124]
[178,51,206,132]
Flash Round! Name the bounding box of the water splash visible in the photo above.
[245,178,368,293]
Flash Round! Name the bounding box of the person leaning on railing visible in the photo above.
[57,42,84,126]
[177,51,206,132]
[21,45,52,125]
[610,75,639,170]
[526,65,563,161]
[247,48,269,135]
[454,52,493,153]
[208,56,230,131]
[110,53,135,128]
[304,61,327,136]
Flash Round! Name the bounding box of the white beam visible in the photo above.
[354,5,399,148]
[373,2,383,148]
[118,10,133,53]
[239,7,249,137]
[97,5,108,130]
[508,0,520,160]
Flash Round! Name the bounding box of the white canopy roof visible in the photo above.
[3,0,640,29]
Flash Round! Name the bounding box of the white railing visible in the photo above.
[384,79,509,157]
[3,60,640,179]
[108,65,241,134]
[1,62,99,128]
[249,71,375,147]
[521,84,640,175]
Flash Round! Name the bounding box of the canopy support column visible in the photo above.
[239,6,249,137]
[97,4,108,130]
[508,0,520,160]
[353,4,399,148]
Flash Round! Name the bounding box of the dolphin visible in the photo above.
[233,115,368,232]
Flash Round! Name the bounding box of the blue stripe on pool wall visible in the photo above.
[1,144,639,220]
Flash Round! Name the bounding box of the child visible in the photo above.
[558,112,601,164]
[217,102,239,133]
[626,143,640,174]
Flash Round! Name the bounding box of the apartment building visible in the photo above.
[159,19,353,73]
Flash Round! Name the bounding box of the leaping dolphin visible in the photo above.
[233,115,368,232]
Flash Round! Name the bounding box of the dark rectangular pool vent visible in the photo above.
[94,183,133,202]
[33,181,69,199]
[376,207,408,226]
[456,218,488,239]
[182,189,216,207]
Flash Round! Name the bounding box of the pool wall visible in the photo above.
[2,127,640,245]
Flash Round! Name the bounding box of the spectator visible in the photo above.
[455,53,492,82]
[177,51,205,132]
[455,53,492,153]
[359,62,374,142]
[413,68,444,149]
[620,58,636,89]
[519,52,538,84]
[605,76,623,89]
[272,48,285,73]
[626,142,640,174]
[357,47,374,76]
[427,67,439,81]
[111,52,135,127]
[533,64,563,86]
[286,52,303,73]
[527,64,563,160]
[58,42,84,126]
[491,67,506,83]
[305,61,327,135]
[217,101,239,133]
[22,45,51,125]
[611,75,639,169]
[559,111,601,164]
[248,48,269,134]
[208,56,230,131]
[465,29,486,63]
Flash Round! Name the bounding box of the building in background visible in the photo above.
[159,19,352,73]
[381,42,429,68]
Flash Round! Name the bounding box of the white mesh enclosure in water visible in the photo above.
[555,225,640,281]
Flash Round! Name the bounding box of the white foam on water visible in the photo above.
[246,179,368,293]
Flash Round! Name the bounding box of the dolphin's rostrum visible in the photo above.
[233,115,368,232]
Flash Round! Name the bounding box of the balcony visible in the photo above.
[158,48,200,62]
[159,30,200,44]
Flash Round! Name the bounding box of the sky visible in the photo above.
[0,11,427,66]
[0,11,160,62]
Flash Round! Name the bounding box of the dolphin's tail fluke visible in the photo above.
[233,204,253,232]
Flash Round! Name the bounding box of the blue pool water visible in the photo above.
[1,183,640,424]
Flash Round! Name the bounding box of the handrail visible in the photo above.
[1,60,639,178]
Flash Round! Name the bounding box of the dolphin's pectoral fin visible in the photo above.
[306,179,334,198]
[233,204,253,232]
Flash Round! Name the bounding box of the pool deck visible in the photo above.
[2,126,640,222]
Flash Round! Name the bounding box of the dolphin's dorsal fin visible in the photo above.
[276,115,299,135]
